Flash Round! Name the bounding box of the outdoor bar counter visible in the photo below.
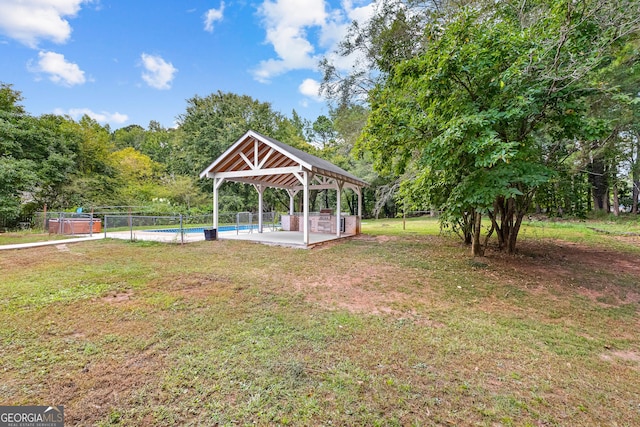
[280,212,360,235]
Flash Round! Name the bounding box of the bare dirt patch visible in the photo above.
[101,290,134,304]
[295,263,434,317]
[351,234,399,244]
[486,240,640,305]
[149,272,236,300]
[600,350,640,366]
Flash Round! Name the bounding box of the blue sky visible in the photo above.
[0,0,377,129]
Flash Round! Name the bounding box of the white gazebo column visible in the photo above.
[357,187,363,235]
[286,189,298,215]
[336,181,343,237]
[255,184,264,233]
[213,177,224,229]
[303,171,309,245]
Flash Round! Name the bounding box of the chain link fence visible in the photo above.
[103,212,280,243]
[29,210,281,243]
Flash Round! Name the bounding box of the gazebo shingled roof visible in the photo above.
[199,129,367,189]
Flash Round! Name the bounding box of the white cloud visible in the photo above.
[298,78,323,101]
[343,0,378,24]
[253,0,380,83]
[253,0,328,82]
[30,51,86,86]
[54,107,129,124]
[204,2,225,32]
[140,53,177,90]
[0,0,88,48]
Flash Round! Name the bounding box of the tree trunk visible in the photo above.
[613,184,620,216]
[632,142,639,214]
[506,211,526,254]
[490,193,532,255]
[588,157,608,212]
[457,211,473,245]
[346,193,355,215]
[471,211,483,257]
[309,190,319,212]
[631,136,640,214]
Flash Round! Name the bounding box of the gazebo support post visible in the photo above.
[254,184,264,233]
[303,171,309,245]
[286,189,298,215]
[336,182,344,237]
[357,187,362,234]
[213,177,224,230]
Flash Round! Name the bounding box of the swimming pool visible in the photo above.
[148,224,261,233]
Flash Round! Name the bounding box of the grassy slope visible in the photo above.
[0,217,639,426]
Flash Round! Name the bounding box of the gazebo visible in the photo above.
[199,130,368,246]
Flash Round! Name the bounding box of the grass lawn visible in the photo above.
[1,217,639,425]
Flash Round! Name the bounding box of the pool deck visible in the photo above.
[0,229,354,250]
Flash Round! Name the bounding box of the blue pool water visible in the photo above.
[148,224,260,233]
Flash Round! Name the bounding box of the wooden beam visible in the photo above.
[257,148,275,169]
[214,166,302,179]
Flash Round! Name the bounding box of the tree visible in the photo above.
[359,0,640,255]
[74,115,114,175]
[176,91,319,213]
[175,91,282,179]
[329,104,380,217]
[320,0,434,108]
[1,84,78,216]
[112,124,146,151]
[0,82,25,114]
[309,115,337,149]
[0,157,37,220]
[108,147,164,204]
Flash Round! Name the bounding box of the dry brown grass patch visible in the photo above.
[293,262,434,317]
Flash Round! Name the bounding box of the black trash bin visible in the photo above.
[204,228,217,241]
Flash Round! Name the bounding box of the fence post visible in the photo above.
[129,208,133,241]
[104,215,107,239]
[90,207,94,237]
[43,204,47,232]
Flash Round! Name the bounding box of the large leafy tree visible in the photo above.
[175,91,317,212]
[0,84,80,217]
[1,84,39,220]
[359,0,640,255]
[176,91,283,178]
